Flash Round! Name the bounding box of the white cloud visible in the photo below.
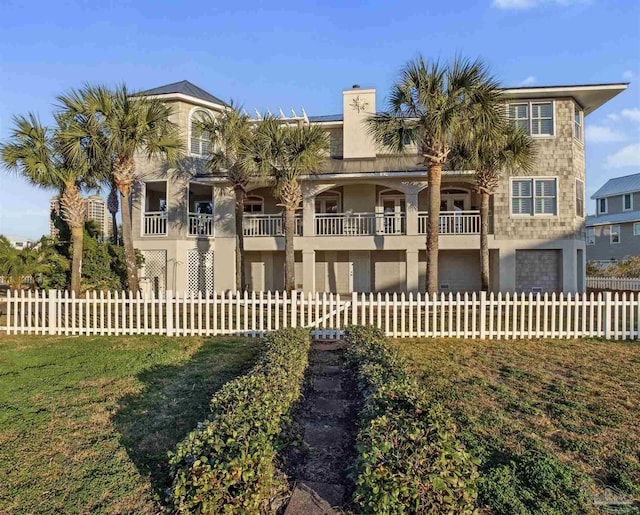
[622,70,634,81]
[519,75,536,86]
[492,0,589,9]
[586,125,626,143]
[605,143,640,168]
[621,108,640,122]
[607,113,620,122]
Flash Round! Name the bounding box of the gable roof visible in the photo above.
[591,172,640,199]
[586,211,640,227]
[138,80,229,107]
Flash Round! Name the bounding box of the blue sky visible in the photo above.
[1,0,639,239]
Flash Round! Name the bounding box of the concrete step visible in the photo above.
[312,377,342,393]
[284,483,340,515]
[303,422,348,449]
[308,397,354,417]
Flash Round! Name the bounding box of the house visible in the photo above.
[586,172,640,263]
[131,79,627,295]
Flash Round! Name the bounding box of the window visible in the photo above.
[586,227,595,245]
[610,225,620,244]
[244,196,264,213]
[623,193,633,211]
[634,222,640,236]
[574,105,583,141]
[575,179,585,218]
[190,110,212,157]
[511,178,557,216]
[598,198,607,214]
[508,101,554,136]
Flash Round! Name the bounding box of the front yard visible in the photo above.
[0,334,259,514]
[395,337,640,513]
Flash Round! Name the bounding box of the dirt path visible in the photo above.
[283,341,359,514]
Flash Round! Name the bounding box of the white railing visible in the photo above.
[587,277,640,292]
[143,212,167,236]
[2,290,639,341]
[418,211,481,235]
[315,212,406,236]
[188,213,215,237]
[243,213,302,236]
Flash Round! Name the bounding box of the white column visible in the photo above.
[405,191,419,236]
[302,186,315,237]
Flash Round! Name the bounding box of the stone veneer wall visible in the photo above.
[492,98,585,242]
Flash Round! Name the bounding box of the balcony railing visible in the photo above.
[418,211,481,235]
[143,212,167,236]
[315,212,406,236]
[188,213,214,237]
[243,213,302,237]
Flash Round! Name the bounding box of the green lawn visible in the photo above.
[0,334,259,514]
[394,337,640,514]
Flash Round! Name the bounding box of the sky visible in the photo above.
[1,0,639,239]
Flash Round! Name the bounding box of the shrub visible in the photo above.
[168,327,310,514]
[345,326,479,514]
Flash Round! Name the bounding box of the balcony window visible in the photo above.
[610,225,620,244]
[315,190,341,214]
[188,183,214,237]
[586,227,595,245]
[511,178,557,216]
[190,110,213,157]
[508,101,554,136]
[623,193,633,211]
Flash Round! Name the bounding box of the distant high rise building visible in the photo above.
[49,195,61,238]
[49,194,111,239]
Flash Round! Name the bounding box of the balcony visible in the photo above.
[418,211,481,235]
[315,212,406,236]
[143,212,167,236]
[188,213,214,237]
[243,213,302,237]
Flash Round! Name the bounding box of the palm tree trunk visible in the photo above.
[111,213,118,245]
[284,206,296,292]
[119,190,139,292]
[59,183,85,296]
[234,186,246,291]
[426,163,442,294]
[480,190,490,292]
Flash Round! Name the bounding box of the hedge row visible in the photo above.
[168,327,310,514]
[345,326,479,514]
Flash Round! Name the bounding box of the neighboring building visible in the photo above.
[5,236,36,250]
[49,194,111,239]
[586,172,640,263]
[131,79,627,295]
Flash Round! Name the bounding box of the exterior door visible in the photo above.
[381,196,405,234]
[440,195,468,212]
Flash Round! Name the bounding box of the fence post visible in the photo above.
[479,291,487,339]
[166,290,174,337]
[48,290,58,335]
[603,290,612,340]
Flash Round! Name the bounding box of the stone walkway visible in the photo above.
[283,341,358,514]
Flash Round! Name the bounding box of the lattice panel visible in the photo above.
[188,249,214,293]
[141,250,167,295]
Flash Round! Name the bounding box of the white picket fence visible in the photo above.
[2,289,639,340]
[587,276,640,292]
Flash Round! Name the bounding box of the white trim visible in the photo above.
[140,92,228,111]
[509,176,558,218]
[507,99,556,138]
[188,107,214,158]
[634,222,640,237]
[610,224,621,245]
[575,178,585,218]
[574,104,584,144]
[623,193,633,212]
[598,197,608,215]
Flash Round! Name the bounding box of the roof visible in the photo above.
[319,155,426,174]
[308,114,343,123]
[586,211,640,227]
[591,172,640,199]
[138,80,229,107]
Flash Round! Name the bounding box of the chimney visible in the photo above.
[342,85,376,159]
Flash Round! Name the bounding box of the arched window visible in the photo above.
[315,190,341,214]
[190,109,213,157]
[244,195,264,214]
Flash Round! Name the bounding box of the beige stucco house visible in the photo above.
[131,79,627,295]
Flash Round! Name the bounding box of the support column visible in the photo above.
[302,250,315,293]
[406,249,420,294]
[561,243,578,293]
[405,191,419,236]
[302,186,315,237]
[499,245,516,292]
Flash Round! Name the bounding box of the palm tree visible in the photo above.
[368,56,504,293]
[58,85,183,292]
[245,118,328,291]
[1,114,90,294]
[450,123,535,291]
[200,104,253,291]
[107,182,119,244]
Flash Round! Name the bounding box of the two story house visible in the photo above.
[131,79,627,295]
[586,172,640,263]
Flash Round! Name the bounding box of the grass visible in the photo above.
[394,337,640,514]
[0,334,259,514]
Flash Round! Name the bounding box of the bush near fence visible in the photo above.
[345,326,479,514]
[168,327,310,514]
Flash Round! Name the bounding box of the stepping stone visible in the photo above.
[304,422,347,449]
[309,397,352,417]
[313,377,342,393]
[313,352,342,365]
[284,483,339,515]
[314,365,342,376]
[300,481,345,507]
[312,341,346,351]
